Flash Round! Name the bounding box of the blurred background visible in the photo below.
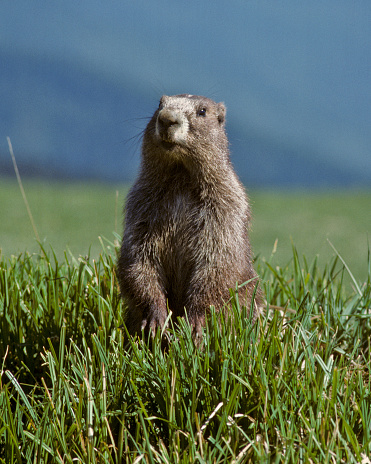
[1,1,370,281]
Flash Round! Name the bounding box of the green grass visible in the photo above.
[1,242,370,462]
[1,179,370,283]
[0,179,129,260]
[1,178,371,461]
[250,189,371,286]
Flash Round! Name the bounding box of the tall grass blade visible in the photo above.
[7,137,40,243]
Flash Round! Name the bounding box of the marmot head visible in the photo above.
[143,94,228,167]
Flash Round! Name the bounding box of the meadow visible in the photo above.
[1,179,371,462]
[0,179,370,282]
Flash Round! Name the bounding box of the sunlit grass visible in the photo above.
[0,179,128,259]
[1,242,370,462]
[250,189,371,285]
[1,179,370,283]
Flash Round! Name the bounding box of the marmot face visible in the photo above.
[143,94,228,166]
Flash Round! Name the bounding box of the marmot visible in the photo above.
[118,94,260,338]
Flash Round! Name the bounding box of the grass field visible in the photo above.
[1,234,370,462]
[1,179,371,462]
[0,179,370,283]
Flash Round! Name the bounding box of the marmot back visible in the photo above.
[118,94,260,338]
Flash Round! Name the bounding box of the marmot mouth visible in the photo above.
[160,140,176,150]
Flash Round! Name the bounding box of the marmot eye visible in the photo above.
[197,107,207,117]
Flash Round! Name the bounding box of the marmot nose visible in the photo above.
[157,109,181,132]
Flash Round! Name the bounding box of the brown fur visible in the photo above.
[118,94,260,338]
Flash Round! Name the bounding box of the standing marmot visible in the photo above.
[118,94,260,338]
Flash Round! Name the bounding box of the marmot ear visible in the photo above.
[217,103,226,125]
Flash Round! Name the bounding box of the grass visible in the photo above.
[1,178,370,461]
[0,179,129,259]
[251,189,371,286]
[1,179,370,283]
[0,239,370,462]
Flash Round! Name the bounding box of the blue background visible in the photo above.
[1,1,370,187]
